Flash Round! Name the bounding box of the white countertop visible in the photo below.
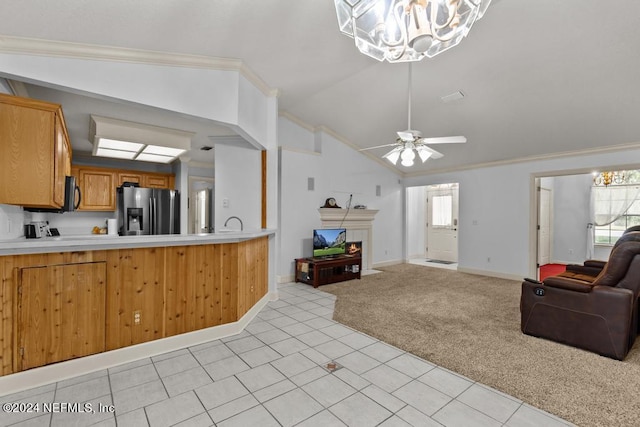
[0,229,276,256]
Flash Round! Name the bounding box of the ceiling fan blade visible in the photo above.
[418,135,467,144]
[397,131,415,142]
[358,143,400,152]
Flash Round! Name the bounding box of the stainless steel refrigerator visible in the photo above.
[116,186,180,235]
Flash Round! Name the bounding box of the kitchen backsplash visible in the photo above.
[0,204,116,238]
[0,204,24,239]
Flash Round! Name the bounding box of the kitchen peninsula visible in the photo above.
[0,230,274,388]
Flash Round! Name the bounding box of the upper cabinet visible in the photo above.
[0,94,72,209]
[144,174,173,189]
[72,165,174,211]
[74,167,116,211]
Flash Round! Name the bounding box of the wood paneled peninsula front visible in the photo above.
[0,231,273,377]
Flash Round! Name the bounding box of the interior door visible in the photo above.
[426,185,459,262]
[538,187,552,267]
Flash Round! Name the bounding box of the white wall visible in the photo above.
[405,147,640,279]
[214,141,262,232]
[278,117,403,281]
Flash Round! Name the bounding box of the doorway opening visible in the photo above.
[406,183,459,269]
[188,176,214,234]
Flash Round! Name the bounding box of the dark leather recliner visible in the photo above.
[521,240,640,360]
[561,228,640,282]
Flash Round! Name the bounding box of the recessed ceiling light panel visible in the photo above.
[90,115,194,164]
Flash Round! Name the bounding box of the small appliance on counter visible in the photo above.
[24,221,59,238]
[24,223,42,239]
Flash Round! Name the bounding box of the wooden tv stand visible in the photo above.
[295,255,362,288]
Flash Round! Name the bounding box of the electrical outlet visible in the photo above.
[487,257,491,263]
[223,198,229,208]
[134,310,141,325]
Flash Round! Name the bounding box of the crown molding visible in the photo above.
[279,111,315,132]
[0,35,279,98]
[403,141,640,178]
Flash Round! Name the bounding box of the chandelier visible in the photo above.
[334,0,492,63]
[592,171,628,187]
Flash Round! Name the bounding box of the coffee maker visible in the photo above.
[25,221,48,238]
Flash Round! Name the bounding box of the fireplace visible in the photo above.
[318,208,378,270]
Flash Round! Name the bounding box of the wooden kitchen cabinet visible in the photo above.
[117,171,143,186]
[143,174,173,189]
[0,236,269,376]
[17,261,106,371]
[75,167,116,211]
[0,94,72,209]
[72,165,175,211]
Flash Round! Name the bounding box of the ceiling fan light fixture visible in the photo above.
[416,146,432,162]
[383,147,402,164]
[358,62,467,167]
[400,146,416,166]
[334,0,492,63]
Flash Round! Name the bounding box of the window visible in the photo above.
[432,194,452,227]
[594,189,640,245]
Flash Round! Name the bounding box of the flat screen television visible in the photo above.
[313,228,347,258]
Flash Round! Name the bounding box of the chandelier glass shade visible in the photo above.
[334,0,492,63]
[592,171,628,187]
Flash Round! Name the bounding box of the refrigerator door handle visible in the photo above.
[149,197,154,235]
[153,197,158,234]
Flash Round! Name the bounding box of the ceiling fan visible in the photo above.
[360,63,466,167]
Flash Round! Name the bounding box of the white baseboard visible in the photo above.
[457,267,523,282]
[277,274,295,284]
[372,259,403,268]
[0,292,273,397]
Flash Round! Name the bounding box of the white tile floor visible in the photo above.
[0,282,572,427]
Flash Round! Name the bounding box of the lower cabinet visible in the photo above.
[17,262,106,371]
[0,237,269,375]
[105,247,165,350]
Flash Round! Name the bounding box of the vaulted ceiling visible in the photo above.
[1,0,640,174]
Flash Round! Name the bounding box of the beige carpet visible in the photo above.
[321,264,640,427]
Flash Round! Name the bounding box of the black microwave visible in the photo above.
[25,176,81,213]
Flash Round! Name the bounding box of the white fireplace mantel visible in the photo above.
[318,208,378,270]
